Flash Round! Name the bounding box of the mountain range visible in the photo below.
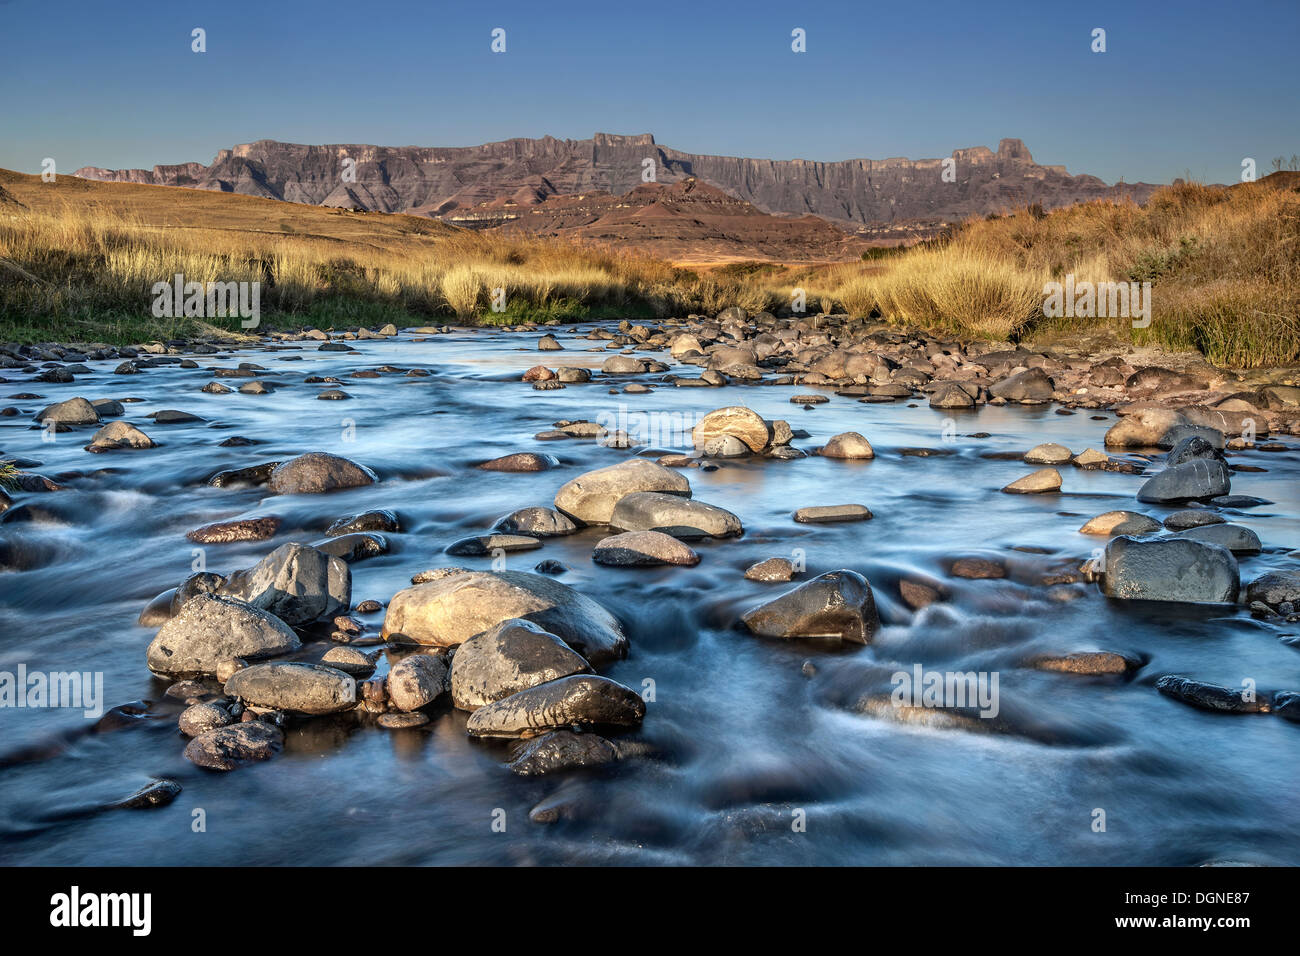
[74,133,1159,239]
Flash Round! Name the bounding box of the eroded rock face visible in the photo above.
[553,458,690,525]
[147,594,300,678]
[464,675,645,738]
[740,570,880,643]
[220,542,351,626]
[381,570,628,664]
[1102,536,1239,603]
[267,452,376,494]
[450,618,590,711]
[609,492,741,538]
[224,662,356,715]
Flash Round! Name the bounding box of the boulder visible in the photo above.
[553,458,690,525]
[33,397,99,426]
[477,452,559,472]
[1103,408,1187,448]
[691,406,770,452]
[1078,511,1162,536]
[220,542,350,626]
[592,530,700,567]
[989,367,1054,404]
[450,618,590,710]
[267,453,376,494]
[508,730,621,776]
[381,570,628,664]
[446,534,542,556]
[184,722,284,771]
[1155,675,1270,714]
[1102,536,1239,603]
[224,662,356,715]
[1024,443,1071,465]
[1001,468,1061,494]
[821,432,875,459]
[609,491,742,538]
[740,569,879,643]
[386,654,450,711]
[1136,459,1230,504]
[147,594,300,678]
[1244,570,1300,609]
[1173,524,1261,554]
[464,675,645,738]
[495,507,579,537]
[84,420,154,452]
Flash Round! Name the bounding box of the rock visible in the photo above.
[464,675,645,738]
[1102,536,1239,603]
[186,516,281,544]
[928,383,976,408]
[224,662,356,715]
[1024,442,1071,465]
[381,570,628,664]
[84,420,155,452]
[793,504,872,523]
[950,557,1005,579]
[378,712,429,729]
[178,701,236,736]
[790,394,829,404]
[1135,459,1230,503]
[1026,652,1140,675]
[1155,675,1269,714]
[1079,511,1162,536]
[171,572,226,614]
[608,491,742,538]
[33,397,99,426]
[1103,408,1187,447]
[184,722,284,771]
[147,594,300,678]
[989,367,1054,404]
[327,509,399,535]
[508,730,620,776]
[314,532,387,562]
[593,530,700,566]
[151,409,204,424]
[692,406,770,452]
[522,365,555,381]
[1163,509,1224,530]
[1211,495,1271,508]
[555,367,591,383]
[446,533,543,556]
[1001,468,1061,494]
[386,654,449,712]
[221,542,351,626]
[745,557,795,582]
[821,432,875,459]
[899,578,943,609]
[495,507,578,537]
[319,646,376,677]
[111,779,183,809]
[1071,448,1112,469]
[477,452,559,472]
[1167,435,1224,466]
[1244,570,1300,609]
[601,355,647,374]
[267,452,376,494]
[703,435,749,458]
[450,618,591,710]
[538,334,563,351]
[553,458,690,525]
[1159,424,1226,450]
[1174,524,1261,554]
[740,569,879,643]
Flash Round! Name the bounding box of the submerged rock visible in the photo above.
[465,675,645,738]
[1155,675,1270,714]
[508,730,620,776]
[793,504,872,523]
[184,722,284,771]
[381,570,628,664]
[740,569,879,643]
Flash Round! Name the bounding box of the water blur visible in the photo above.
[1,325,1297,865]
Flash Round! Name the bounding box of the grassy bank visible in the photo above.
[1,168,1296,367]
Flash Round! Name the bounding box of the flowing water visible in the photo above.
[1,325,1298,865]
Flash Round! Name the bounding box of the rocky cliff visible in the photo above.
[75,133,1158,229]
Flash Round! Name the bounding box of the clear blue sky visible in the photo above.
[1,0,1296,184]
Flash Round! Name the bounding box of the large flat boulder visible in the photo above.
[381,570,628,664]
[608,491,742,538]
[1102,536,1239,603]
[223,662,356,715]
[553,458,690,525]
[147,594,300,678]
